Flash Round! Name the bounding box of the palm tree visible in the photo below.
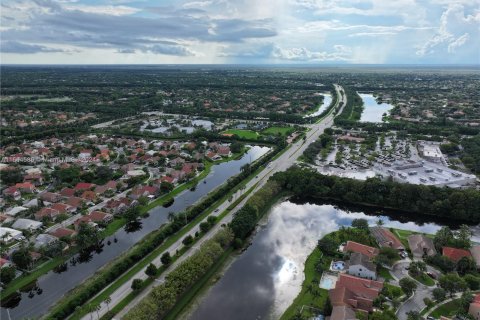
[86,304,95,320]
[167,211,175,222]
[104,296,112,312]
[95,304,101,320]
[376,218,384,226]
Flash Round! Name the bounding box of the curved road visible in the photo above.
[81,84,346,320]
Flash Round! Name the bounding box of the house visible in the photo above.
[60,187,76,197]
[443,246,472,262]
[89,211,113,224]
[469,293,480,320]
[0,227,24,243]
[12,218,42,231]
[342,241,379,259]
[206,152,221,161]
[369,227,405,250]
[34,207,60,221]
[329,306,358,320]
[105,198,129,214]
[126,170,145,177]
[408,234,436,259]
[49,227,76,239]
[40,192,62,203]
[24,173,43,186]
[470,246,480,269]
[217,146,232,157]
[0,214,14,225]
[3,186,21,200]
[329,274,383,315]
[346,252,377,280]
[51,202,76,214]
[74,182,96,191]
[34,234,58,249]
[81,190,97,202]
[14,182,36,193]
[79,149,92,159]
[5,206,28,217]
[0,258,13,269]
[65,196,85,209]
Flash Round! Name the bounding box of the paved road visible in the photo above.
[392,260,440,320]
[81,85,346,320]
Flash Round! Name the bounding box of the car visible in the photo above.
[214,209,220,213]
[427,316,436,320]
[426,272,436,279]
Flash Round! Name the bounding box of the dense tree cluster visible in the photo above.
[272,167,480,222]
[125,229,233,319]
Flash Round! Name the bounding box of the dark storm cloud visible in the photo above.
[1,0,277,55]
[1,40,65,53]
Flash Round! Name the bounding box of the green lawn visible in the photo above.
[262,126,294,137]
[378,265,394,281]
[391,228,434,249]
[280,248,329,320]
[430,298,462,318]
[221,129,259,140]
[412,272,435,286]
[383,283,403,300]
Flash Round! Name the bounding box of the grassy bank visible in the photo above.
[280,247,329,320]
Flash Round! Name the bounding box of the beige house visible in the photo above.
[407,234,436,259]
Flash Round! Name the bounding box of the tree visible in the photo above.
[460,290,474,311]
[199,222,211,233]
[351,218,369,231]
[104,296,111,312]
[11,244,33,270]
[432,287,446,302]
[409,261,427,277]
[399,277,417,296]
[161,252,172,266]
[0,168,23,185]
[456,256,476,275]
[434,226,454,251]
[229,204,257,239]
[131,279,143,291]
[439,273,468,297]
[167,212,175,222]
[464,274,480,290]
[0,266,17,284]
[182,235,194,246]
[455,224,472,249]
[145,263,157,278]
[75,222,100,251]
[124,206,140,223]
[406,311,422,320]
[317,236,338,255]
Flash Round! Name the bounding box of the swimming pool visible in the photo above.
[331,261,345,271]
[319,272,338,290]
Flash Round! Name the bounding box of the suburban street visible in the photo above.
[81,84,347,320]
[391,260,441,320]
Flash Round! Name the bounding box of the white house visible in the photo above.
[0,227,24,243]
[346,252,377,280]
[12,218,43,232]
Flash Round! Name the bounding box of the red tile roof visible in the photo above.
[343,241,379,259]
[49,227,76,238]
[443,246,472,262]
[74,182,95,191]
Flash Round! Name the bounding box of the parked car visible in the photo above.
[426,272,436,279]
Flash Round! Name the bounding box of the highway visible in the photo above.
[81,84,346,320]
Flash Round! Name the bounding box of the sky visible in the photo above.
[1,0,479,64]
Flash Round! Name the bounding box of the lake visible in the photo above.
[304,93,332,118]
[359,93,393,122]
[189,199,464,320]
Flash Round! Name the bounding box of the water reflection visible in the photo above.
[0,146,270,319]
[304,93,332,118]
[359,93,394,123]
[190,200,455,320]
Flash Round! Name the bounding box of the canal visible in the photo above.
[189,199,465,320]
[0,146,271,319]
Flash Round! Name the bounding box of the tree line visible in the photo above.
[272,167,480,223]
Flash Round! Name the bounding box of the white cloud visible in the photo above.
[63,4,140,16]
[448,33,470,53]
[416,3,479,56]
[272,44,351,61]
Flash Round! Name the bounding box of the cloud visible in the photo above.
[448,33,470,53]
[272,44,351,61]
[0,40,66,53]
[63,4,140,16]
[416,3,479,56]
[146,44,195,56]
